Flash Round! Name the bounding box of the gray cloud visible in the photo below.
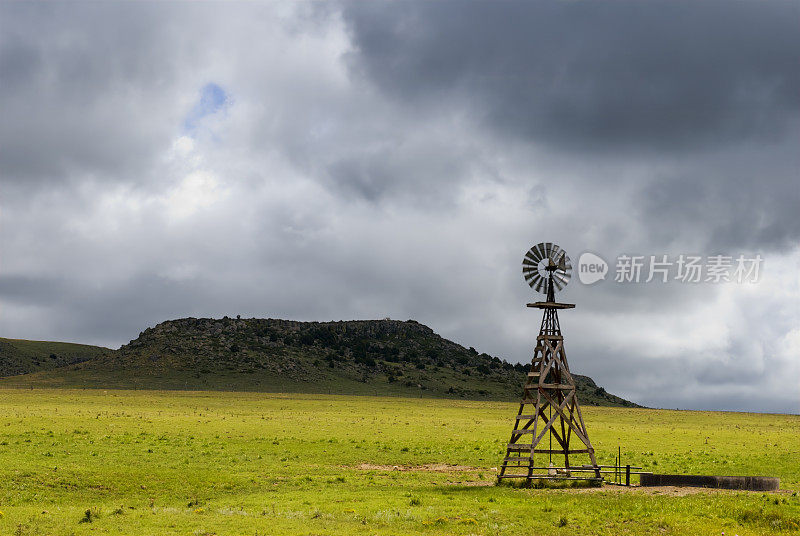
[342,0,800,252]
[343,1,800,151]
[0,3,207,185]
[635,138,800,251]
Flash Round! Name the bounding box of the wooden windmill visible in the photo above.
[498,242,600,482]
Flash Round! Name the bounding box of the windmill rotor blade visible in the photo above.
[556,268,572,281]
[538,281,548,294]
[524,243,548,293]
[556,274,571,286]
[534,277,546,293]
[524,273,541,284]
[533,243,547,262]
[537,243,548,262]
[524,270,541,282]
[526,276,542,287]
[556,251,568,270]
[553,273,570,288]
[524,269,542,282]
[555,265,572,277]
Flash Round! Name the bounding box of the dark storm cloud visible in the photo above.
[342,0,800,151]
[0,274,218,347]
[637,144,800,251]
[342,0,800,253]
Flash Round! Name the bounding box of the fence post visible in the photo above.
[626,465,630,486]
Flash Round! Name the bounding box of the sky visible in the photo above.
[0,1,798,413]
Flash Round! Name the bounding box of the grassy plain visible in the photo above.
[0,389,798,535]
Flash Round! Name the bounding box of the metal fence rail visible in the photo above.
[502,465,652,486]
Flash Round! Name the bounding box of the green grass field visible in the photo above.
[0,389,798,535]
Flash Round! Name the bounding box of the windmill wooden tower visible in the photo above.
[498,242,600,482]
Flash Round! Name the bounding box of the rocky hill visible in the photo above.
[0,337,109,377]
[3,317,638,406]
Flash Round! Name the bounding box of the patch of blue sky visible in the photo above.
[182,83,229,134]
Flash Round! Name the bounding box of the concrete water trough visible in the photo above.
[640,473,779,491]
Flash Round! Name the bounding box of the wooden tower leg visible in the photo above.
[499,300,600,483]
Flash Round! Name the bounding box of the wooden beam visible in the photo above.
[527,302,576,309]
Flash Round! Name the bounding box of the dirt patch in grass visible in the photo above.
[446,480,494,487]
[598,485,733,496]
[355,463,479,472]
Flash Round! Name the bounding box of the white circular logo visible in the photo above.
[577,252,608,285]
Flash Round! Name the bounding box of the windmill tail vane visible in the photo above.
[499,242,600,483]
